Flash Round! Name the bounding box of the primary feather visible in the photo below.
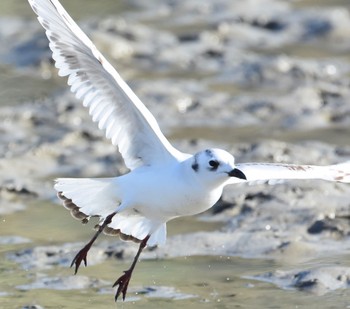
[232,161,350,184]
[28,0,184,170]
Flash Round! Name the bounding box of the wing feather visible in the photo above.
[231,162,350,184]
[28,0,184,169]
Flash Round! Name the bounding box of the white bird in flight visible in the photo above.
[28,0,350,301]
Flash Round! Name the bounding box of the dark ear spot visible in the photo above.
[205,149,213,156]
[192,162,199,172]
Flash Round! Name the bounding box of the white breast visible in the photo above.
[117,164,223,220]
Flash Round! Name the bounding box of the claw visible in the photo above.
[70,244,90,274]
[112,235,150,301]
[69,212,118,275]
[113,270,131,301]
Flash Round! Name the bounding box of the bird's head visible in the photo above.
[190,148,246,187]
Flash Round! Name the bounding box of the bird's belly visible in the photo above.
[130,184,221,220]
[118,169,223,221]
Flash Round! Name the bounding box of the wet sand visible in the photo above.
[1,0,350,307]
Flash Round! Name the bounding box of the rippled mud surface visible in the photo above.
[1,0,350,308]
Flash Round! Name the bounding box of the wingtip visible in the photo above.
[330,161,350,183]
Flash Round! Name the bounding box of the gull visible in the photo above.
[28,0,350,301]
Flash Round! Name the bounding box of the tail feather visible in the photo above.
[54,177,167,246]
[54,177,120,219]
[57,191,89,223]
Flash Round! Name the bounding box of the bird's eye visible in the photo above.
[209,160,219,169]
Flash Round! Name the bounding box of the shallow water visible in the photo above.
[1,0,350,308]
[2,238,350,308]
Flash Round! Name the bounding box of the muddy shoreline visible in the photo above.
[1,0,350,307]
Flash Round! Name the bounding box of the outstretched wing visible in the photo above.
[230,161,350,184]
[28,0,184,170]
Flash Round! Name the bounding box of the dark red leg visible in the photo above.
[113,235,150,301]
[71,212,117,274]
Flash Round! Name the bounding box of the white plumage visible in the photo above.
[232,162,350,184]
[29,0,182,171]
[28,0,350,248]
[28,0,350,301]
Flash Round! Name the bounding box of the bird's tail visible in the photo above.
[54,177,167,246]
[54,177,120,222]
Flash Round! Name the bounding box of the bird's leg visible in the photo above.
[113,234,151,301]
[71,211,117,274]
